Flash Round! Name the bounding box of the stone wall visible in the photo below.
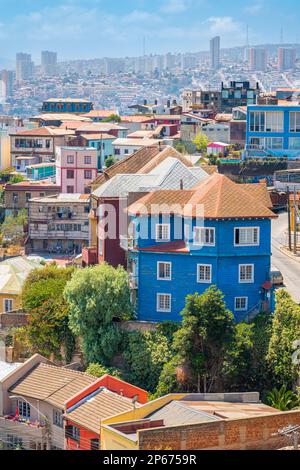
[138,410,300,450]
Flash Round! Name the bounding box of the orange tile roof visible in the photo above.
[11,126,75,137]
[139,241,189,253]
[82,109,118,118]
[128,173,277,219]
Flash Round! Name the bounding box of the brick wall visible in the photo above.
[138,410,300,450]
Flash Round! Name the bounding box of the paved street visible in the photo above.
[272,211,300,303]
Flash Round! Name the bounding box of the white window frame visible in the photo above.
[239,264,254,283]
[157,262,172,281]
[155,224,170,242]
[4,298,13,313]
[157,293,172,313]
[197,264,212,284]
[234,227,260,247]
[235,297,248,311]
[194,227,215,246]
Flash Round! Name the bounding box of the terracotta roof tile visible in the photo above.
[128,173,277,220]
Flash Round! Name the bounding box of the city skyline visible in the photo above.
[0,0,299,61]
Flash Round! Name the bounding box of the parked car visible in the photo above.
[270,268,284,286]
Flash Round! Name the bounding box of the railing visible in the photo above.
[244,302,262,323]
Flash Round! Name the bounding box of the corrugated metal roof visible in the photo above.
[148,401,219,427]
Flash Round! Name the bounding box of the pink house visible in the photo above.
[56,146,98,194]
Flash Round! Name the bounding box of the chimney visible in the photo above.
[144,99,147,105]
[180,179,184,190]
[167,99,171,108]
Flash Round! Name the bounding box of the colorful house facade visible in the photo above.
[127,174,276,322]
[246,104,300,158]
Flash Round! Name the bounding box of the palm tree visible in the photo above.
[266,385,299,411]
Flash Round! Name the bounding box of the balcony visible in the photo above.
[0,416,46,439]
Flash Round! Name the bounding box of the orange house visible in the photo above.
[64,375,147,450]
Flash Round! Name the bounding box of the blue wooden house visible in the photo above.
[127,173,276,322]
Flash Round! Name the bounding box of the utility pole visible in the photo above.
[287,186,292,251]
[294,188,297,255]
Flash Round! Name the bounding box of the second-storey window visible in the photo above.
[194,227,215,246]
[67,155,74,164]
[157,294,171,312]
[18,400,30,418]
[84,156,91,165]
[197,264,212,283]
[67,170,74,179]
[53,410,63,428]
[156,224,170,242]
[239,264,254,283]
[157,262,172,280]
[235,227,259,246]
[84,170,92,179]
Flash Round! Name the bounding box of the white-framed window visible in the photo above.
[197,264,212,283]
[239,264,254,283]
[4,299,13,313]
[157,262,172,280]
[194,227,215,246]
[235,297,248,311]
[18,400,31,418]
[234,227,259,246]
[290,112,300,132]
[156,224,170,242]
[157,293,171,312]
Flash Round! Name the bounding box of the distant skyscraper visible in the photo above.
[103,58,125,75]
[0,70,13,98]
[249,48,267,72]
[41,51,58,76]
[16,53,34,82]
[278,47,296,71]
[210,36,220,70]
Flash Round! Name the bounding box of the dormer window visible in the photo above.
[156,224,170,242]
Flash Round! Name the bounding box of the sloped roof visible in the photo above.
[92,145,183,190]
[128,173,276,219]
[76,122,127,133]
[0,256,43,296]
[11,126,75,137]
[9,363,96,409]
[65,388,137,434]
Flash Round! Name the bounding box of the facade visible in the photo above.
[126,174,275,322]
[100,393,296,451]
[221,82,259,113]
[249,48,267,72]
[181,89,221,113]
[246,104,300,158]
[10,127,75,171]
[64,375,147,450]
[26,163,56,181]
[16,53,34,82]
[113,138,163,160]
[278,47,296,71]
[0,355,96,450]
[4,181,60,216]
[41,51,57,76]
[41,99,93,114]
[55,146,98,194]
[210,36,220,70]
[0,257,43,314]
[27,193,90,254]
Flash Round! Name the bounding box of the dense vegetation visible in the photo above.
[14,265,300,407]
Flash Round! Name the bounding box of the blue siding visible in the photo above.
[131,217,272,323]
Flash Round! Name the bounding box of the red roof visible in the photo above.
[139,241,189,253]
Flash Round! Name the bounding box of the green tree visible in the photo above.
[192,132,209,153]
[18,265,76,361]
[267,290,300,389]
[86,363,121,378]
[105,156,117,168]
[102,114,121,123]
[266,385,299,411]
[0,209,28,245]
[123,330,172,393]
[171,287,236,393]
[64,264,133,364]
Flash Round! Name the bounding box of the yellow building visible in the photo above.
[0,256,42,313]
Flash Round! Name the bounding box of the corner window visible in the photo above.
[197,264,212,283]
[239,264,254,283]
[156,224,170,242]
[234,227,259,246]
[157,294,171,312]
[157,262,172,280]
[235,297,248,311]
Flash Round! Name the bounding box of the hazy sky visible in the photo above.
[0,0,299,61]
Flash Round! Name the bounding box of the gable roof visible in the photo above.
[128,173,276,219]
[92,145,185,191]
[64,388,137,434]
[11,126,75,137]
[9,363,96,410]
